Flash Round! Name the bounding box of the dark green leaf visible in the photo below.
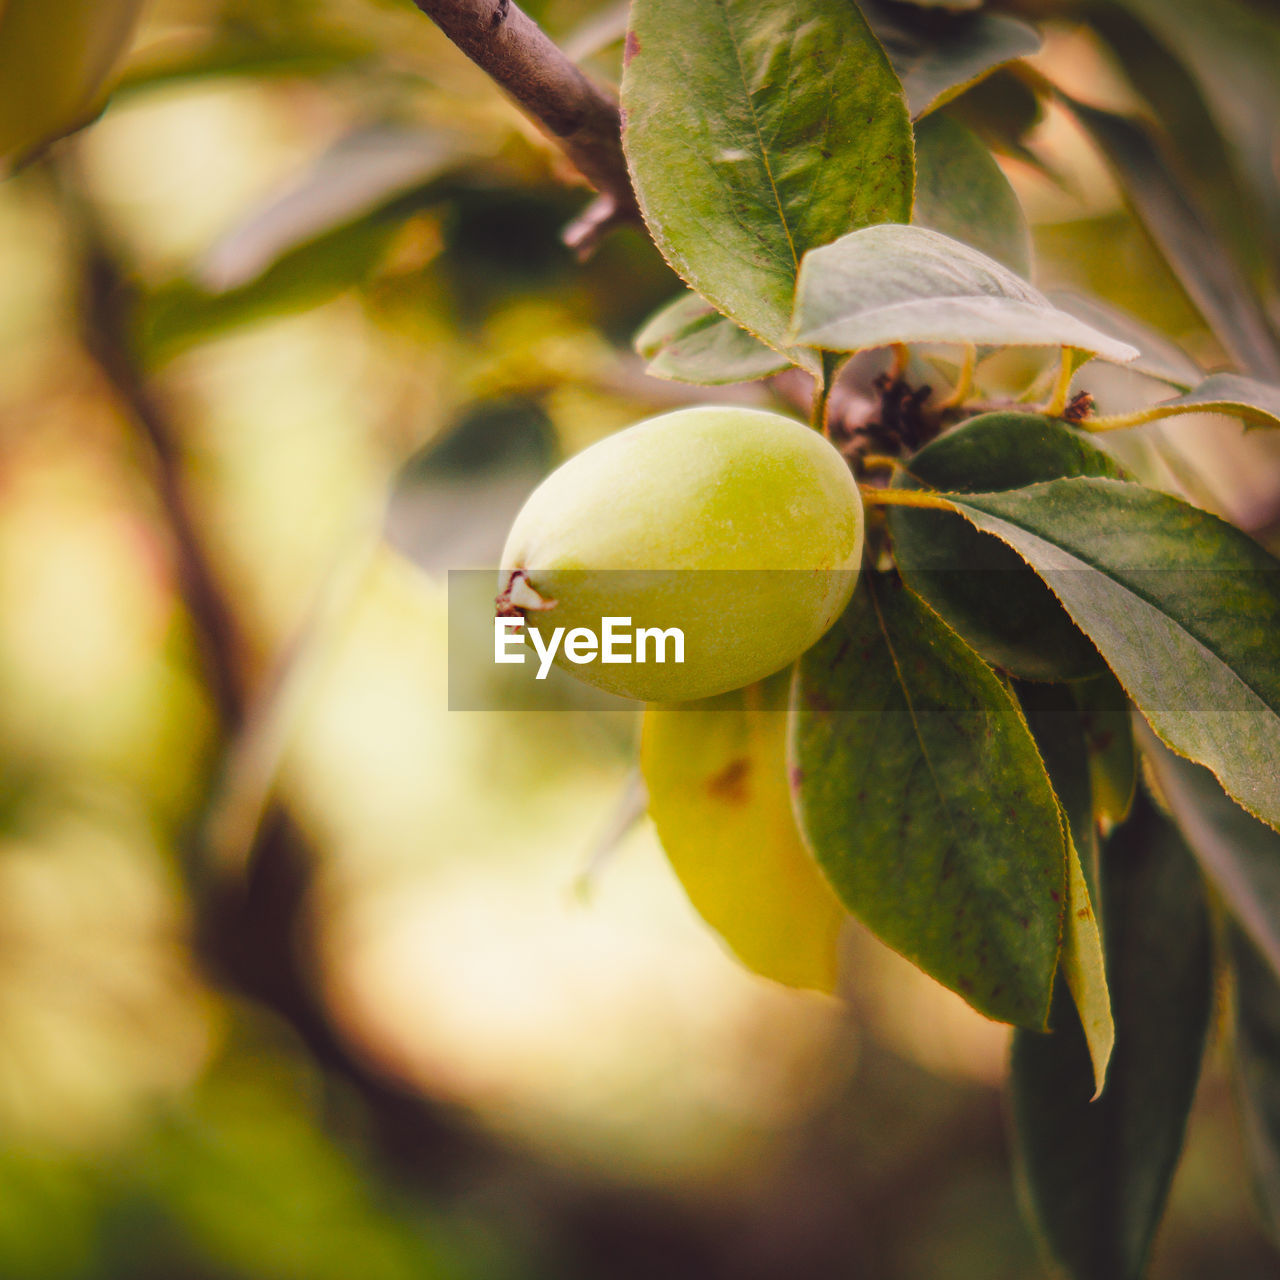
[1012,791,1212,1280]
[1231,926,1280,1247]
[913,113,1031,277]
[1048,290,1203,390]
[1019,681,1113,1092]
[790,225,1139,359]
[634,292,790,384]
[889,413,1126,681]
[200,127,460,291]
[386,399,556,572]
[790,571,1066,1027]
[140,216,398,365]
[947,69,1045,168]
[1140,723,1280,978]
[1019,683,1100,893]
[860,0,1042,118]
[1071,670,1136,826]
[621,0,913,358]
[116,31,368,97]
[944,477,1280,831]
[903,411,1130,492]
[1061,96,1280,380]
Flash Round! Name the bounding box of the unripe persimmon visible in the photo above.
[497,406,863,702]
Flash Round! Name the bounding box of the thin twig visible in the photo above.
[70,192,249,732]
[410,0,640,250]
[63,155,516,1190]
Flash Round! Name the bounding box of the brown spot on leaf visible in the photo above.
[708,757,751,805]
[1077,908,1092,920]
[624,29,640,65]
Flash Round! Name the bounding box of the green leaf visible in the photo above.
[1019,681,1113,1095]
[200,127,460,291]
[912,113,1031,277]
[1018,684,1100,892]
[116,30,368,97]
[1123,372,1280,432]
[1114,0,1280,275]
[889,413,1126,681]
[947,68,1045,169]
[1047,291,1203,390]
[1089,4,1271,288]
[634,292,791,384]
[140,216,398,365]
[860,0,1042,118]
[1060,837,1112,1096]
[789,224,1139,360]
[789,571,1066,1027]
[642,670,845,992]
[1139,723,1280,978]
[1012,791,1212,1280]
[1061,96,1280,380]
[942,477,1280,832]
[1071,671,1136,827]
[1230,926,1280,1247]
[621,0,913,358]
[902,410,1130,492]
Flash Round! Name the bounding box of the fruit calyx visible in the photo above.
[495,568,556,618]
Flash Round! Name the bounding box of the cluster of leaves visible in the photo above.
[621,0,1280,1275]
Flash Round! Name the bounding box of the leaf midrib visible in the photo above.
[866,575,967,872]
[716,0,799,274]
[952,494,1280,726]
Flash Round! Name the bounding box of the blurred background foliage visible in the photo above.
[2,0,1280,1275]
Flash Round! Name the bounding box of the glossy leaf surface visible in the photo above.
[634,292,790,384]
[889,413,1124,681]
[913,112,1031,277]
[946,478,1280,832]
[790,225,1138,360]
[622,0,913,356]
[790,572,1065,1027]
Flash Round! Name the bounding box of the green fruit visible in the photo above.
[498,406,863,702]
[0,0,144,167]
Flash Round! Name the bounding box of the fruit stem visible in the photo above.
[1081,404,1172,432]
[858,486,956,513]
[1042,347,1077,417]
[859,454,902,475]
[936,344,976,410]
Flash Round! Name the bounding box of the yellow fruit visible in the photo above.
[0,0,144,166]
[497,406,863,702]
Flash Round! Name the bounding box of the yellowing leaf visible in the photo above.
[641,669,844,993]
[1062,832,1113,1098]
